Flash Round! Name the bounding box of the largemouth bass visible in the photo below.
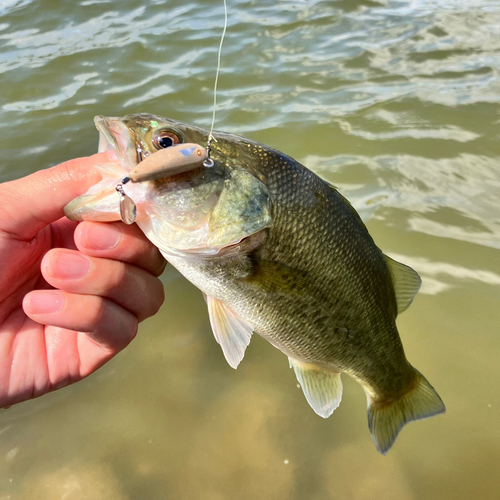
[65,114,445,454]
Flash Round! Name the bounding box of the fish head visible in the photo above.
[64,114,272,256]
[94,114,208,168]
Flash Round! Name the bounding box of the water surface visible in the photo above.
[1,0,500,498]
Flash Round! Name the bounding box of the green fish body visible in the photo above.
[65,114,445,454]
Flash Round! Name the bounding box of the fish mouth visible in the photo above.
[94,115,139,171]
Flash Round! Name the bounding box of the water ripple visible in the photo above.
[1,1,500,498]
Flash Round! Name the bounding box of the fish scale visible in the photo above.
[65,113,445,454]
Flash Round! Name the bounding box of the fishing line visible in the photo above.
[115,1,228,222]
[204,0,228,167]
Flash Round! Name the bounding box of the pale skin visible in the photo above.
[0,151,166,408]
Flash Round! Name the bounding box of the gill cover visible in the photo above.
[136,167,272,255]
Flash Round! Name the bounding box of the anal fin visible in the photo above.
[289,358,343,418]
[206,296,253,369]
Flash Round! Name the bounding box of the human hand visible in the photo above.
[0,152,166,407]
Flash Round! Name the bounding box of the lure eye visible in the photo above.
[153,130,181,149]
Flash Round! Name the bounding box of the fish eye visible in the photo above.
[152,129,181,149]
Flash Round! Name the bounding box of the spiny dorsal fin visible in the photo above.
[206,296,253,369]
[289,358,343,418]
[384,255,422,314]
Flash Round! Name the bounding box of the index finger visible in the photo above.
[74,221,167,277]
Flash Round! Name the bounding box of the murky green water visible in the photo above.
[1,0,500,498]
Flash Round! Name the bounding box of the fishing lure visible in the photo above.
[115,143,209,224]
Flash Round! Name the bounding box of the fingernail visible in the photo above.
[54,252,91,279]
[84,223,122,250]
[24,291,64,314]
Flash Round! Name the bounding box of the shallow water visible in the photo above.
[1,0,500,498]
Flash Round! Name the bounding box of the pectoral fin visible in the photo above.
[384,255,422,314]
[206,296,253,369]
[289,358,343,418]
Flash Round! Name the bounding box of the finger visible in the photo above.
[74,221,166,277]
[50,217,79,250]
[43,325,124,384]
[22,290,138,351]
[40,249,165,322]
[0,150,116,241]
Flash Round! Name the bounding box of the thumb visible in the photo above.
[0,151,116,240]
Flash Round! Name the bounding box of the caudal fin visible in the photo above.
[367,369,445,455]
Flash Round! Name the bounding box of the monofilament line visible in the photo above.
[207,0,228,147]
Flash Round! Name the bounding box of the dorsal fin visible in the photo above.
[206,296,253,369]
[289,358,343,418]
[384,255,422,314]
[326,182,366,226]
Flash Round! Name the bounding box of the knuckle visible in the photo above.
[140,243,165,276]
[150,280,166,315]
[51,158,97,184]
[118,314,139,347]
[152,252,168,277]
[87,300,138,351]
[138,279,165,321]
[88,296,109,326]
[101,261,128,294]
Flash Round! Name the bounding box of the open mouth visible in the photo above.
[94,116,138,170]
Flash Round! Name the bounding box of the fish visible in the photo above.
[64,113,445,454]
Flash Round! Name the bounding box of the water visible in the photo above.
[1,0,500,498]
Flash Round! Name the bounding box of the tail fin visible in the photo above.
[367,369,445,455]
